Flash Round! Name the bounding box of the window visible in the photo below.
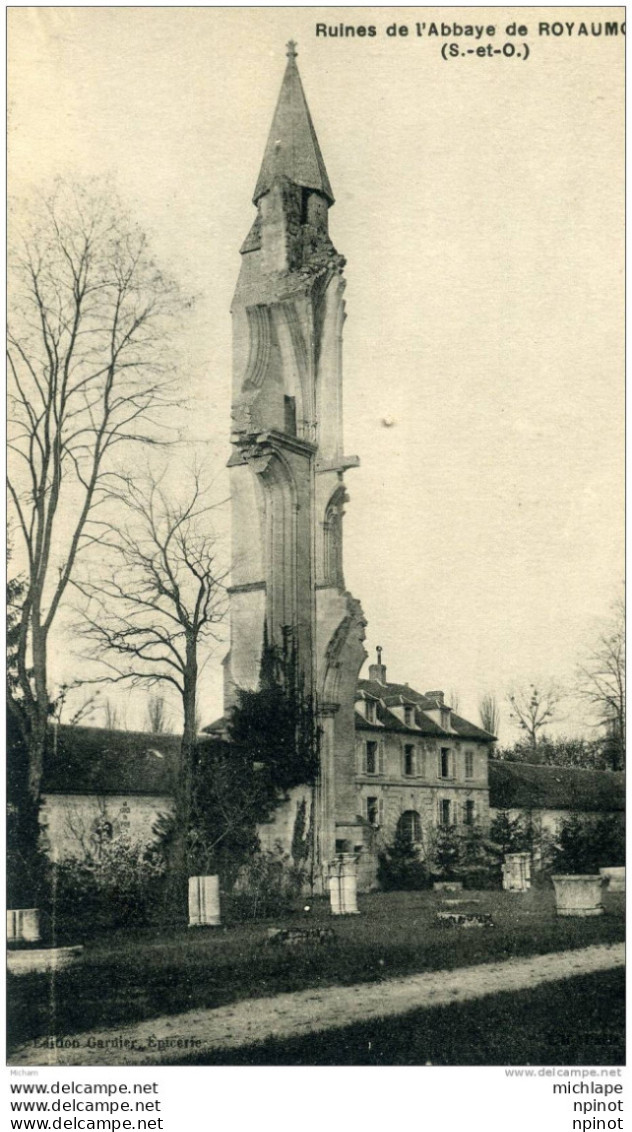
[398,810,422,845]
[465,750,474,779]
[324,492,344,588]
[440,799,452,826]
[367,797,379,826]
[440,748,452,779]
[404,744,415,776]
[283,395,297,436]
[300,187,310,225]
[365,700,376,724]
[365,741,378,774]
[404,704,414,728]
[464,800,476,826]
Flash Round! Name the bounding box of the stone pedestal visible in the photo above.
[329,854,359,915]
[8,945,83,976]
[7,909,40,944]
[551,874,604,917]
[188,875,221,927]
[600,866,625,893]
[502,852,532,892]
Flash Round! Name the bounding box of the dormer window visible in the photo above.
[365,700,377,725]
[404,705,414,728]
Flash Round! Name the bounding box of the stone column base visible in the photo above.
[188,876,221,927]
[328,854,360,915]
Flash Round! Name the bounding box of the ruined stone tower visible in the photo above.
[225,43,367,880]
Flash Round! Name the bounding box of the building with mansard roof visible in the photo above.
[352,650,493,886]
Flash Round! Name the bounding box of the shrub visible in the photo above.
[48,839,166,939]
[377,829,432,891]
[549,813,625,876]
[429,826,462,882]
[378,826,503,892]
[226,843,307,921]
[456,827,503,890]
[489,810,533,856]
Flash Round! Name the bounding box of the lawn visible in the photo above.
[7,887,625,1053]
[179,969,625,1066]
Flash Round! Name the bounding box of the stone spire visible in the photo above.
[253,42,334,205]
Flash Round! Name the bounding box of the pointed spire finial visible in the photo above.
[253,42,334,205]
[376,646,383,664]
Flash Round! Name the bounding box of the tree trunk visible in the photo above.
[163,639,198,926]
[27,613,49,802]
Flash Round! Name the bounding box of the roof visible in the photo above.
[359,679,434,706]
[41,725,218,796]
[450,713,497,742]
[489,760,625,813]
[355,705,446,737]
[203,716,228,736]
[253,51,334,205]
[356,679,495,741]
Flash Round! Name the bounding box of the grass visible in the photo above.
[7,888,625,1053]
[178,969,626,1066]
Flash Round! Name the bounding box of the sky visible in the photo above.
[8,7,624,741]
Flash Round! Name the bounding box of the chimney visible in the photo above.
[369,645,387,685]
[425,690,444,705]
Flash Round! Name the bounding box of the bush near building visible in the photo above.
[548,813,625,876]
[378,824,504,891]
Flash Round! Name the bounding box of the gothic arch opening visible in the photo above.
[261,452,297,644]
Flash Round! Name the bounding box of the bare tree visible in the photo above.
[506,684,562,753]
[146,694,169,735]
[52,684,101,728]
[7,179,185,806]
[74,471,227,910]
[447,689,460,713]
[479,693,499,737]
[577,600,625,769]
[103,699,120,732]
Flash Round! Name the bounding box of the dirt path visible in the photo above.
[10,942,624,1066]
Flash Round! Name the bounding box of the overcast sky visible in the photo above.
[8,7,624,741]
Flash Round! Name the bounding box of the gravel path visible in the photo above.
[11,942,624,1066]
